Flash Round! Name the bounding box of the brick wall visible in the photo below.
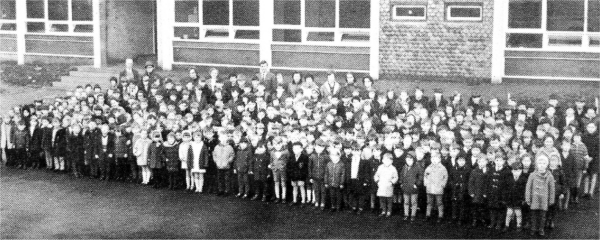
[105,0,155,63]
[379,0,494,82]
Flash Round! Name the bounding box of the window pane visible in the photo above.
[203,0,229,25]
[548,34,582,47]
[274,0,301,25]
[590,36,600,47]
[449,7,481,18]
[341,32,369,42]
[205,28,229,37]
[589,0,600,32]
[547,0,584,31]
[175,0,199,22]
[27,0,45,18]
[50,23,69,32]
[394,6,426,18]
[234,30,259,39]
[1,0,16,20]
[72,0,93,21]
[74,24,93,32]
[508,0,541,28]
[339,0,369,28]
[307,31,334,41]
[506,33,543,48]
[27,22,45,32]
[0,23,16,30]
[174,27,200,39]
[233,0,259,26]
[306,0,335,28]
[48,0,69,20]
[273,29,301,42]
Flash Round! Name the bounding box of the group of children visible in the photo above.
[1,60,599,237]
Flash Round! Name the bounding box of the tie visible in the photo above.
[187,144,194,165]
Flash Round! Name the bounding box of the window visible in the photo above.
[392,5,427,21]
[446,5,482,21]
[174,0,260,41]
[506,0,599,49]
[508,0,542,28]
[0,0,16,32]
[25,0,94,34]
[273,0,371,44]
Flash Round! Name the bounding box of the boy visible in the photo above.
[347,143,373,214]
[11,121,30,169]
[250,141,270,201]
[469,154,489,227]
[214,131,234,196]
[234,138,253,198]
[526,154,555,236]
[504,162,528,232]
[287,142,309,205]
[374,153,398,217]
[449,155,470,225]
[547,153,565,229]
[113,127,129,181]
[269,136,289,203]
[309,139,329,209]
[40,117,54,170]
[424,154,448,223]
[94,124,115,181]
[67,124,85,178]
[325,149,346,212]
[399,151,423,221]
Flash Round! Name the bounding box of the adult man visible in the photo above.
[256,60,276,94]
[118,59,140,85]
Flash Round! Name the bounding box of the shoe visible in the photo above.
[251,195,259,201]
[262,196,268,202]
[495,223,502,230]
[242,195,249,199]
[386,212,392,218]
[539,229,545,236]
[549,221,555,229]
[273,199,280,203]
[321,207,326,212]
[471,220,477,228]
[502,226,509,233]
[356,209,363,215]
[330,208,337,213]
[235,193,242,198]
[379,212,386,217]
[516,226,522,232]
[289,202,296,207]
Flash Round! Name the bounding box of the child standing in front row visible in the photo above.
[424,154,448,223]
[399,151,423,221]
[504,162,528,232]
[134,129,152,184]
[163,132,180,190]
[250,142,270,201]
[525,154,555,236]
[375,153,398,217]
[179,130,193,191]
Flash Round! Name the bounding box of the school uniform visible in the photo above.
[468,167,490,226]
[287,153,309,182]
[487,165,511,228]
[163,142,180,189]
[83,128,99,176]
[94,133,115,180]
[449,165,470,222]
[347,156,373,211]
[325,160,346,210]
[505,172,528,228]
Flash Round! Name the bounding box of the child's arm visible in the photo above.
[548,174,556,206]
[525,175,533,205]
[441,167,448,188]
[391,168,399,184]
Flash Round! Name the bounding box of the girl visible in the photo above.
[525,154,555,236]
[399,151,423,221]
[178,130,194,191]
[134,128,152,184]
[148,131,164,188]
[424,154,448,223]
[190,130,208,193]
[374,153,398,217]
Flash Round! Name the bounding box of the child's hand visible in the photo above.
[126,140,131,145]
[413,184,417,189]
[95,154,99,159]
[325,184,329,188]
[124,154,128,158]
[340,185,344,189]
[310,179,314,183]
[364,183,368,186]
[108,154,113,158]
[268,164,272,169]
[483,194,487,198]
[471,194,475,198]
[234,169,237,174]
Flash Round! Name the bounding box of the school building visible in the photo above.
[1,0,599,82]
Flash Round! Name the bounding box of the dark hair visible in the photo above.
[363,76,374,84]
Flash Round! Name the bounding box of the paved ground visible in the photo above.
[1,167,598,239]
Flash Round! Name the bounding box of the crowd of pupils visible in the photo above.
[1,60,599,237]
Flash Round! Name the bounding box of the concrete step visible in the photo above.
[69,70,117,78]
[59,75,109,85]
[75,65,143,74]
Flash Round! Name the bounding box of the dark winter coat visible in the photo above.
[147,142,164,169]
[308,152,329,181]
[560,151,578,188]
[40,127,53,151]
[287,153,309,181]
[93,133,115,158]
[399,163,424,195]
[468,167,490,204]
[52,128,68,157]
[11,128,30,149]
[29,126,43,152]
[66,133,85,163]
[162,143,180,172]
[505,172,528,207]
[251,152,270,181]
[234,146,254,174]
[347,158,373,195]
[487,166,511,209]
[450,165,470,201]
[325,160,346,188]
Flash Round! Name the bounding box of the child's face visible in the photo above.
[292,145,303,155]
[406,157,414,166]
[549,157,560,169]
[512,169,522,176]
[521,157,531,168]
[167,136,176,144]
[431,156,441,164]
[536,157,549,172]
[457,158,466,167]
[383,157,392,167]
[494,158,505,168]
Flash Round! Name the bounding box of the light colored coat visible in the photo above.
[133,138,152,166]
[525,170,555,211]
[374,164,399,197]
[424,163,448,195]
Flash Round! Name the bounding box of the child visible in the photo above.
[504,162,528,232]
[309,139,329,209]
[560,140,577,208]
[287,142,309,205]
[469,154,489,227]
[51,118,67,171]
[213,132,234,196]
[11,120,30,169]
[28,118,43,169]
[547,153,565,229]
[113,127,129,181]
[94,124,115,181]
[325,149,346,212]
[449,155,470,225]
[40,117,54,170]
[190,130,209,193]
[148,130,165,188]
[487,154,511,229]
[581,122,597,200]
[399,151,423,221]
[67,124,85,178]
[347,143,373,214]
[424,154,448,223]
[163,132,180,190]
[234,138,253,198]
[374,153,398,217]
[134,128,152,184]
[269,136,288,203]
[178,130,194,191]
[525,154,555,236]
[250,141,270,201]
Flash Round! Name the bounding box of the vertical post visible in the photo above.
[259,0,274,66]
[15,0,26,65]
[92,0,101,68]
[156,0,174,71]
[490,0,507,84]
[369,0,380,79]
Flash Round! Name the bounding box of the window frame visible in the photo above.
[173,0,261,43]
[505,0,600,52]
[24,0,94,36]
[391,5,427,21]
[271,0,371,46]
[446,5,483,22]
